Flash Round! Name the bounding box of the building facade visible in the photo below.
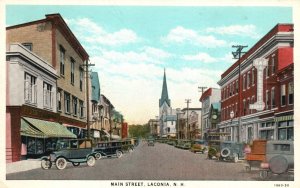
[99,94,114,140]
[6,43,76,162]
[199,88,221,140]
[148,119,159,138]
[218,24,294,143]
[6,13,89,134]
[178,108,202,140]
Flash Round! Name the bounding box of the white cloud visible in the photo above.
[182,52,217,63]
[162,26,226,47]
[206,24,260,39]
[65,17,139,46]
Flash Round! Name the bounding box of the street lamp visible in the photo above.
[230,110,234,141]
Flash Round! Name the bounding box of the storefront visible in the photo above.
[275,115,293,140]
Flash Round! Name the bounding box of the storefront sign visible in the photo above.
[250,58,268,111]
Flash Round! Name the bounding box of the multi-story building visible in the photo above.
[100,94,114,140]
[178,108,202,140]
[218,24,293,143]
[6,43,76,162]
[111,110,123,139]
[148,119,159,138]
[199,88,221,140]
[6,14,89,137]
[89,72,101,142]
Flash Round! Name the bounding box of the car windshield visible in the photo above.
[56,140,70,150]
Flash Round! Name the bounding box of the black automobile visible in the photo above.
[122,139,134,153]
[93,141,123,159]
[41,139,97,170]
[219,141,245,162]
[147,139,155,146]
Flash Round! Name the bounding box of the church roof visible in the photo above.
[159,69,171,107]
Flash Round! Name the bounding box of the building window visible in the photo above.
[71,58,75,85]
[79,100,85,118]
[229,83,232,96]
[24,73,37,104]
[251,96,255,113]
[232,82,235,95]
[278,121,294,140]
[266,90,269,110]
[247,72,251,88]
[243,75,246,91]
[281,84,286,106]
[271,56,275,75]
[265,62,270,78]
[271,87,275,108]
[235,102,238,117]
[57,89,62,111]
[260,130,274,140]
[243,100,246,115]
[43,82,53,109]
[236,80,239,93]
[64,92,71,114]
[288,82,294,105]
[22,43,33,51]
[72,96,78,116]
[59,45,65,76]
[252,68,255,85]
[80,68,83,91]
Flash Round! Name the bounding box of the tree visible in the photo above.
[128,124,150,138]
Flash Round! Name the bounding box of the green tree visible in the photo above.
[128,124,150,138]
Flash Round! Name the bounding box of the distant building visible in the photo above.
[148,119,159,138]
[99,94,114,140]
[178,108,202,140]
[158,69,177,138]
[199,88,221,140]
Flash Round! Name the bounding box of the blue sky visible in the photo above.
[6,5,292,124]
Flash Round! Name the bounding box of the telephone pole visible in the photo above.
[198,86,207,139]
[185,99,191,139]
[232,45,247,142]
[82,60,95,139]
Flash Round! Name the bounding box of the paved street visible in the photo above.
[6,142,293,180]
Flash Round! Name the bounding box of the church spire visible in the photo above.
[159,68,171,107]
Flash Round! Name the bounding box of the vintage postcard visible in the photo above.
[1,0,299,188]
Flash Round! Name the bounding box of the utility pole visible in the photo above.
[82,60,95,139]
[198,86,207,140]
[185,99,191,139]
[232,45,247,142]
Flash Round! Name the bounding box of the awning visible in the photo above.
[275,115,293,122]
[21,117,76,138]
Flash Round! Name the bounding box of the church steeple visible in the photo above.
[159,68,171,107]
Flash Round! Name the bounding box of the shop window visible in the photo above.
[278,121,294,140]
[260,130,274,140]
[281,84,286,106]
[288,82,294,105]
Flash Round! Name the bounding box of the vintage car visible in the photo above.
[176,140,191,150]
[207,140,222,160]
[41,139,97,170]
[93,141,123,159]
[122,139,135,153]
[219,141,245,162]
[259,140,294,179]
[147,139,155,146]
[190,140,208,154]
[167,139,176,146]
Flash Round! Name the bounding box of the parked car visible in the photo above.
[122,139,134,153]
[148,139,155,146]
[219,141,245,162]
[93,141,123,159]
[190,140,208,154]
[259,140,294,179]
[41,139,97,170]
[176,140,191,150]
[207,140,222,160]
[167,139,176,146]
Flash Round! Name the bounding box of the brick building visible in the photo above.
[217,24,293,143]
[6,14,89,161]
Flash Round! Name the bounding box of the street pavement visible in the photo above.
[6,141,293,180]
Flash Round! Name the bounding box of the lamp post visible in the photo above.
[230,110,234,141]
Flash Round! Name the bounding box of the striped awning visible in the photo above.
[275,115,293,122]
[21,117,76,138]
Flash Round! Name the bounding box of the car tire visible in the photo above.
[269,155,289,174]
[95,153,102,160]
[116,150,123,158]
[72,162,80,167]
[259,170,268,179]
[221,148,230,158]
[41,159,52,170]
[87,156,96,167]
[233,153,238,163]
[56,157,67,170]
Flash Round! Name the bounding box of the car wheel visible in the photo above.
[56,157,67,170]
[95,153,102,160]
[116,150,123,158]
[41,159,52,170]
[269,155,289,174]
[259,170,268,179]
[221,148,230,158]
[87,156,95,167]
[72,162,80,167]
[233,153,238,163]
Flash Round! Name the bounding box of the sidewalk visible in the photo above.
[6,159,41,174]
